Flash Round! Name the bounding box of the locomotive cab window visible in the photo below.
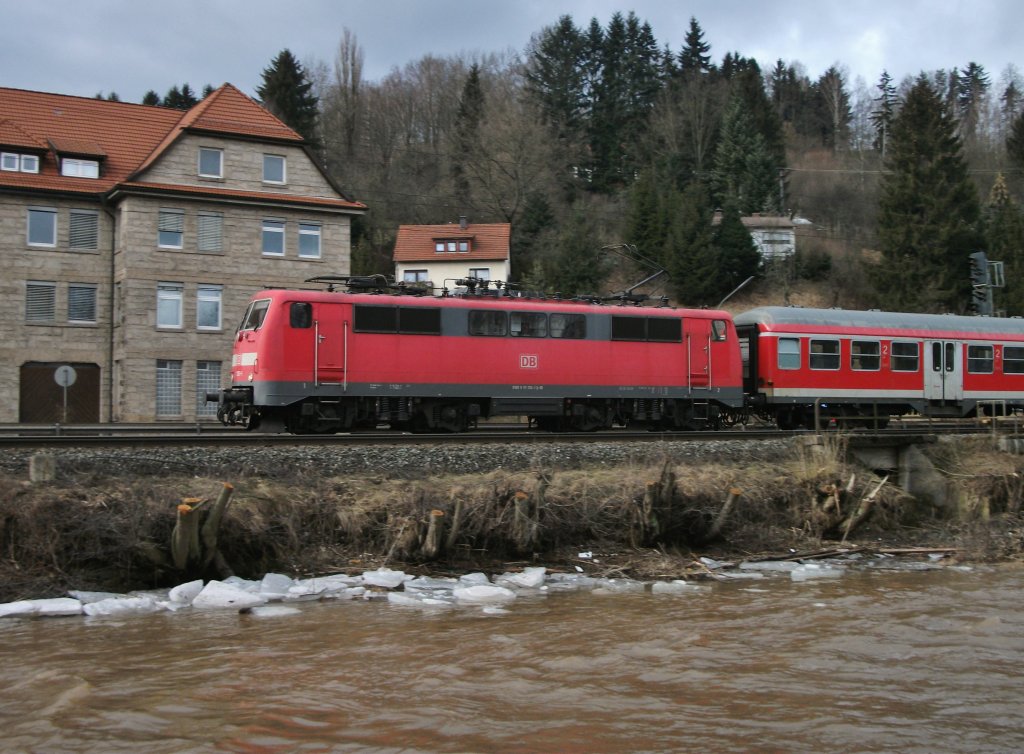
[1004,346,1024,374]
[238,299,271,331]
[891,341,919,372]
[469,310,507,336]
[510,311,547,338]
[289,302,312,329]
[967,344,994,374]
[711,320,728,341]
[550,313,586,339]
[777,337,800,370]
[809,339,840,370]
[851,340,880,371]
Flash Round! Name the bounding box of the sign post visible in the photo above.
[54,365,77,424]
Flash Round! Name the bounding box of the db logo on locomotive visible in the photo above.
[519,354,538,369]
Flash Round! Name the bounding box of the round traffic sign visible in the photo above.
[54,365,77,387]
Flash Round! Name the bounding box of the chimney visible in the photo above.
[459,215,468,230]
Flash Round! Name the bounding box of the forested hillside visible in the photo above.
[145,13,1024,315]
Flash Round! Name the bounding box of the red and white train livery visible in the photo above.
[735,306,1024,428]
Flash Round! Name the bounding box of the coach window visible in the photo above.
[550,313,586,339]
[611,316,646,341]
[891,341,919,372]
[711,320,728,341]
[778,337,800,370]
[967,344,994,374]
[290,302,312,328]
[809,339,840,370]
[510,311,547,338]
[647,317,683,342]
[851,340,880,371]
[1004,346,1024,374]
[238,299,271,331]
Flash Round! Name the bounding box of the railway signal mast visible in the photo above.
[969,251,1005,316]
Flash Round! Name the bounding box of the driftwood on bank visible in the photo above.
[167,482,235,578]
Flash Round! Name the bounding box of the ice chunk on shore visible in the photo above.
[790,563,844,582]
[388,591,454,608]
[192,580,266,610]
[83,596,161,617]
[739,560,800,572]
[362,568,408,589]
[245,605,302,618]
[453,584,517,604]
[651,580,704,595]
[259,573,295,600]
[2,598,86,618]
[495,567,547,589]
[459,572,490,586]
[168,580,204,605]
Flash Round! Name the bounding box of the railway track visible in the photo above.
[0,419,1002,448]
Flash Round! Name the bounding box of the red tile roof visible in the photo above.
[393,222,511,262]
[0,85,364,210]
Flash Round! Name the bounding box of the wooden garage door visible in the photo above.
[19,363,100,423]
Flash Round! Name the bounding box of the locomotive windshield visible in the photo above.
[238,298,271,332]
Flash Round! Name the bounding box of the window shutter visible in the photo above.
[26,283,56,321]
[158,211,184,233]
[68,285,97,322]
[198,213,223,252]
[69,211,99,249]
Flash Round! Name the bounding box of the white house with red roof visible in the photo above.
[0,85,365,423]
[392,217,511,291]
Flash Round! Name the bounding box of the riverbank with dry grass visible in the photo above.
[1,435,1022,603]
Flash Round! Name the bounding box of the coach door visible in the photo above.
[312,303,347,387]
[925,340,963,402]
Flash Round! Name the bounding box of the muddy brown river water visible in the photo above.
[1,563,1022,753]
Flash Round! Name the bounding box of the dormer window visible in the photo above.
[198,147,223,178]
[263,154,286,184]
[61,158,99,178]
[434,238,471,253]
[1,152,40,173]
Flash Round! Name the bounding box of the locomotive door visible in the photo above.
[313,303,347,387]
[924,340,963,402]
[686,319,711,389]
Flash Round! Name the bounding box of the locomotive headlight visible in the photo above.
[247,372,254,382]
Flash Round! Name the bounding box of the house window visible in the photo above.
[21,154,39,173]
[891,341,919,372]
[459,241,470,252]
[68,283,97,323]
[157,282,183,329]
[263,154,286,183]
[61,158,99,178]
[69,210,99,250]
[156,359,183,417]
[197,285,222,330]
[298,223,321,258]
[435,242,445,252]
[198,147,223,178]
[809,339,840,370]
[198,212,223,252]
[1004,346,1024,374]
[777,337,801,370]
[158,209,184,249]
[967,344,994,374]
[851,340,880,371]
[196,361,222,417]
[469,268,490,280]
[26,281,56,322]
[403,270,429,283]
[262,219,285,255]
[27,208,56,247]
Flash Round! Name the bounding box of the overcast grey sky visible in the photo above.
[2,0,1021,102]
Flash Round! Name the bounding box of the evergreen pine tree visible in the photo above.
[257,49,320,145]
[870,70,897,157]
[678,17,712,76]
[452,64,486,206]
[710,203,761,302]
[874,76,984,312]
[1007,110,1024,170]
[510,192,555,283]
[664,181,718,305]
[545,208,607,295]
[141,90,161,106]
[712,97,779,213]
[984,175,1024,315]
[813,65,852,152]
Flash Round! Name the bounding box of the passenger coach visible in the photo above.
[213,282,745,433]
[736,306,1024,429]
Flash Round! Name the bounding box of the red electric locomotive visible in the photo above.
[736,306,1024,429]
[211,277,745,433]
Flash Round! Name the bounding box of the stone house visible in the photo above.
[0,85,365,423]
[393,218,511,291]
[712,210,797,261]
